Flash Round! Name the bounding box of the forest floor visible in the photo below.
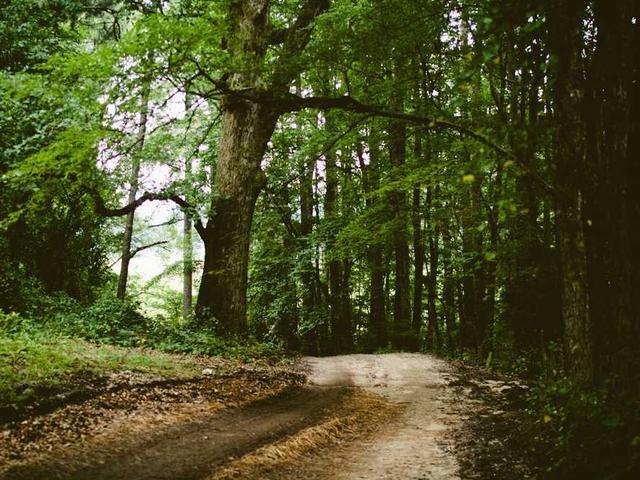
[0,352,534,480]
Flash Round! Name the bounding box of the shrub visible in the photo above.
[47,294,146,346]
[527,375,640,479]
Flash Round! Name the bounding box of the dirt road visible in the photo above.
[303,353,461,480]
[1,354,468,480]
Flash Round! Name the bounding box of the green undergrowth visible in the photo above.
[526,374,640,479]
[5,292,286,360]
[0,299,289,419]
[0,327,200,415]
[460,342,640,479]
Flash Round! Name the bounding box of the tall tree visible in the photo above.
[388,119,413,349]
[362,130,388,350]
[548,0,593,382]
[411,136,425,337]
[182,156,193,321]
[194,0,330,334]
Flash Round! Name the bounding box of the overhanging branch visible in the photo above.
[88,188,206,237]
[219,89,553,193]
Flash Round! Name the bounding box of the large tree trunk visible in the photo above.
[192,0,328,336]
[585,0,639,383]
[629,0,640,385]
[194,0,273,335]
[549,0,593,382]
[195,99,278,334]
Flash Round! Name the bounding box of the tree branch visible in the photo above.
[269,0,330,46]
[220,90,553,193]
[130,240,170,258]
[88,189,206,238]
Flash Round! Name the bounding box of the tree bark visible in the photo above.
[459,177,486,358]
[549,0,593,382]
[411,138,424,336]
[425,186,441,352]
[441,226,456,354]
[195,98,278,334]
[194,0,328,336]
[585,0,639,382]
[324,138,352,353]
[299,153,319,352]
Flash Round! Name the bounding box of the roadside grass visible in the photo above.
[0,306,290,420]
[0,329,200,416]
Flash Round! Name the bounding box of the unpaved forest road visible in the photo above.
[304,353,460,480]
[1,353,465,480]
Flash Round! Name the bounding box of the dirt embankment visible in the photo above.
[0,362,305,479]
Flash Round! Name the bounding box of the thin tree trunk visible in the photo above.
[299,153,318,352]
[471,180,488,359]
[484,185,500,359]
[314,162,330,351]
[412,187,424,335]
[388,119,413,350]
[369,246,387,349]
[360,136,387,350]
[459,177,487,358]
[341,258,353,348]
[117,85,149,300]
[425,186,441,352]
[442,226,456,355]
[325,143,342,354]
[460,189,479,354]
[182,157,193,321]
[411,126,424,336]
[324,140,352,353]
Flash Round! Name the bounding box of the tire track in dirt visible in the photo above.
[2,353,476,480]
[1,387,351,480]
